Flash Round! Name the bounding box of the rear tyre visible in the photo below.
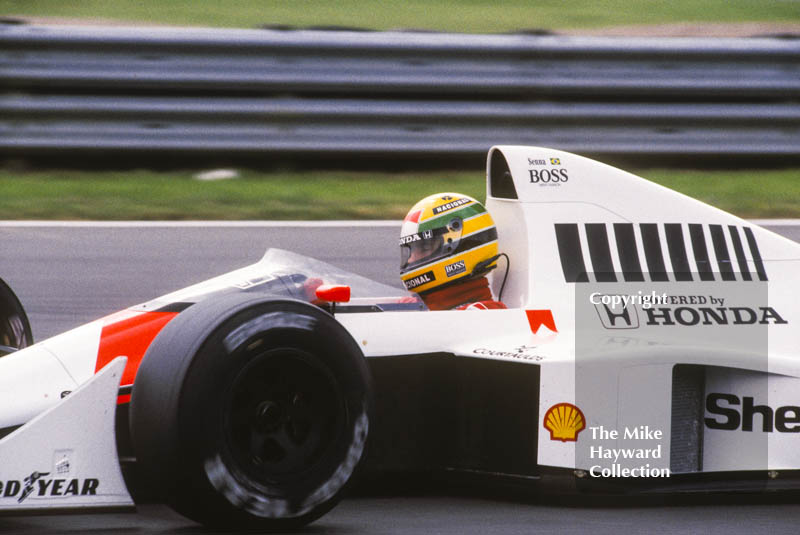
[130,294,371,529]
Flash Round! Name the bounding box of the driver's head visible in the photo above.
[399,193,498,294]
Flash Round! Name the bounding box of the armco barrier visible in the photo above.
[1,24,798,162]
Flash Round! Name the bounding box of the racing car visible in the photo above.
[0,145,798,529]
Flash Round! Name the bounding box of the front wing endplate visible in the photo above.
[0,357,134,512]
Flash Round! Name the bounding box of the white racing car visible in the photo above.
[0,146,798,529]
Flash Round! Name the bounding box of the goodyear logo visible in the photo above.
[543,403,586,442]
[432,198,470,215]
[404,270,435,290]
[0,472,100,503]
[445,260,466,277]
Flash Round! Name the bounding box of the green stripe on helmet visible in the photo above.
[418,203,487,232]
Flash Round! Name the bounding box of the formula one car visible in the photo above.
[1,146,798,529]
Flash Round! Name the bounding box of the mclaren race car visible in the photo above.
[0,146,798,529]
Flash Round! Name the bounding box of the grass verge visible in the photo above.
[0,168,798,220]
[1,0,798,33]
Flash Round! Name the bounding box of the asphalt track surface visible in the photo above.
[1,221,800,535]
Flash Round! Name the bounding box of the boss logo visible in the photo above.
[445,260,466,277]
[529,169,569,184]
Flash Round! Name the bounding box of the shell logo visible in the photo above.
[543,403,586,442]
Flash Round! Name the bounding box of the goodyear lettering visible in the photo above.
[1,480,20,497]
[404,271,435,290]
[445,260,466,277]
[81,479,99,495]
[529,169,569,184]
[0,475,99,502]
[37,478,53,495]
[432,198,470,215]
[705,394,800,433]
[65,479,80,495]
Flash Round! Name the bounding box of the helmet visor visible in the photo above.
[400,217,463,272]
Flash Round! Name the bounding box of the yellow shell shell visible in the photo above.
[544,403,586,442]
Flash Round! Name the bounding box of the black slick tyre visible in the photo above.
[130,294,371,529]
[0,277,32,356]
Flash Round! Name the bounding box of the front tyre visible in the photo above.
[130,295,371,530]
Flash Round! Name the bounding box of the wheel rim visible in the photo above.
[223,346,345,484]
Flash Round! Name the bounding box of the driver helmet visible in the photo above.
[399,193,498,294]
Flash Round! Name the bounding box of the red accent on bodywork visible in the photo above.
[96,311,178,402]
[315,284,351,303]
[526,309,557,334]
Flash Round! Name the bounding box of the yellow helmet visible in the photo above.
[399,193,498,294]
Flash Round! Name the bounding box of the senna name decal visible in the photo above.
[528,157,569,186]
